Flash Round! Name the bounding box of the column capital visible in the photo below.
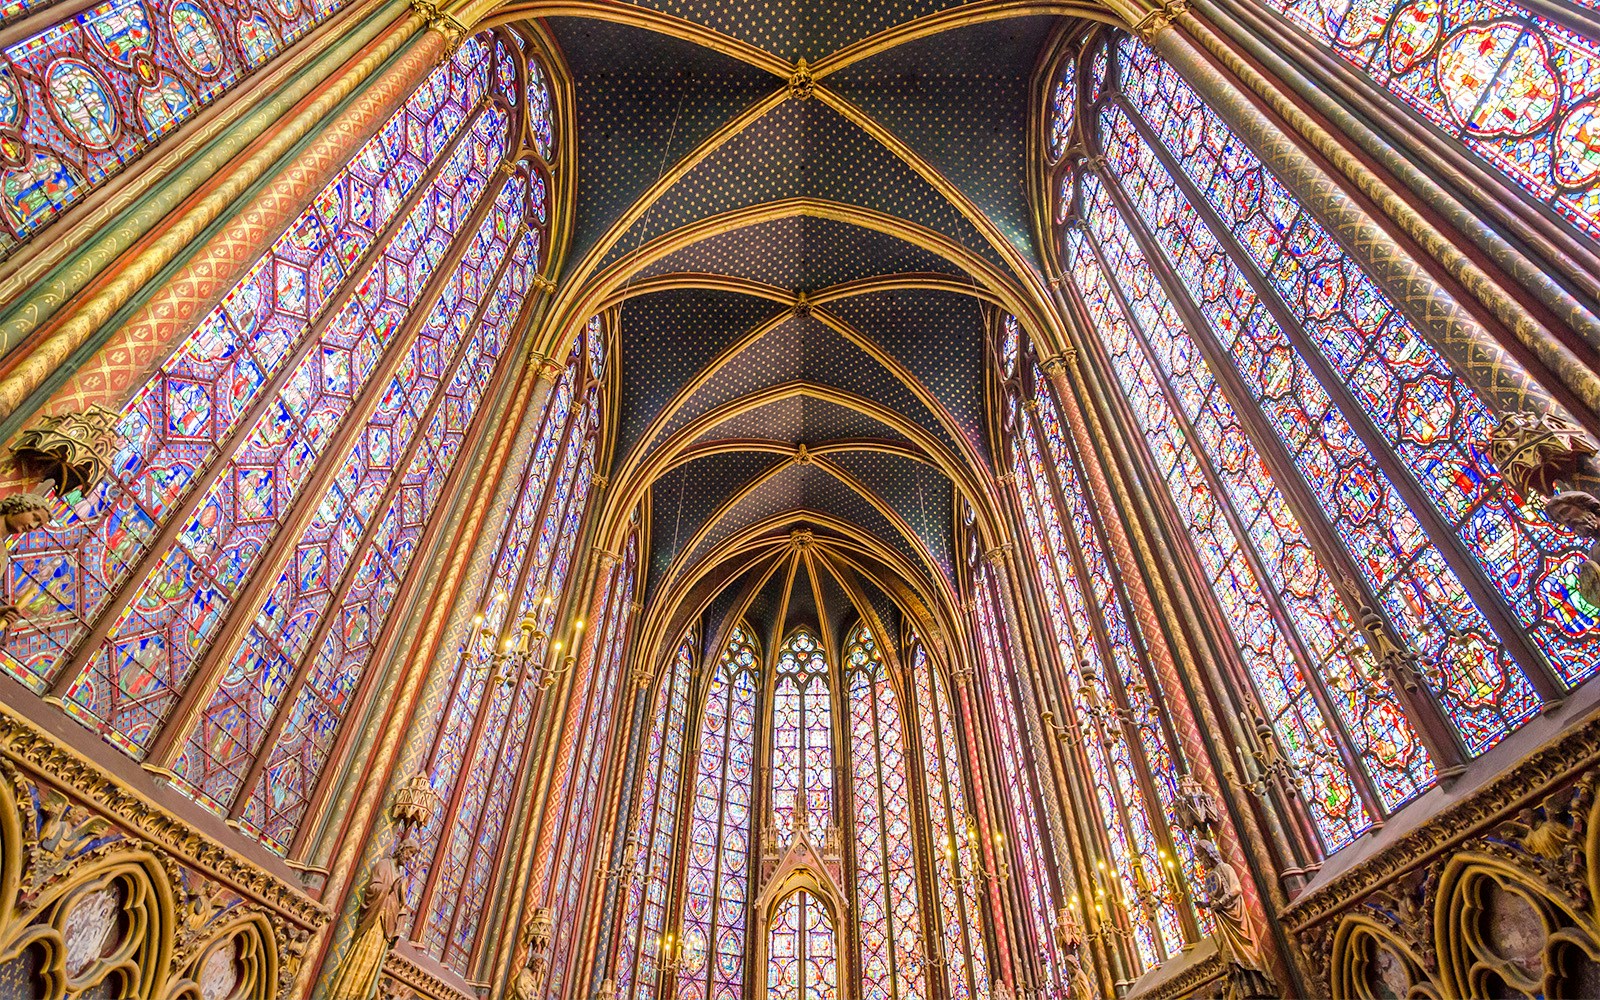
[411,0,466,48]
[1131,0,1189,40]
[984,543,1012,567]
[1040,351,1076,377]
[533,354,564,381]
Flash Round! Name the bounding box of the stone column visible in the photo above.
[307,348,563,1000]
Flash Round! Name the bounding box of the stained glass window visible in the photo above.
[1255,0,1600,242]
[767,890,838,1000]
[0,0,365,253]
[0,34,563,870]
[1001,374,1184,964]
[541,533,638,1000]
[971,566,1085,976]
[909,641,989,999]
[616,634,695,1000]
[406,316,604,975]
[771,628,832,842]
[846,624,926,1000]
[1048,58,1075,160]
[1040,28,1595,861]
[1062,183,1422,843]
[171,168,541,842]
[1112,36,1593,711]
[4,36,495,700]
[678,625,757,1000]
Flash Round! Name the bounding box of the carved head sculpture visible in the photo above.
[0,491,52,536]
[1544,490,1600,540]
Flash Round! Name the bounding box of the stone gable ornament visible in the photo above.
[1490,411,1597,499]
[1173,772,1220,834]
[10,404,122,497]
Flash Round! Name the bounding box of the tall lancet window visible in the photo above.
[767,890,839,999]
[971,564,1083,978]
[845,623,927,999]
[909,639,989,999]
[678,625,758,1000]
[771,628,832,841]
[542,527,639,1000]
[1000,336,1193,965]
[615,634,695,1000]
[410,316,604,975]
[0,32,554,861]
[1044,29,1592,853]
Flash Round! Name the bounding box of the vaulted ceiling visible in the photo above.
[499,0,1105,669]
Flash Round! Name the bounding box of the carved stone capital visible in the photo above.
[1131,0,1190,40]
[411,0,465,45]
[535,354,565,381]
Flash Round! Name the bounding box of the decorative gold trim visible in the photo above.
[0,706,324,928]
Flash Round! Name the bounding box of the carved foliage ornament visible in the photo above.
[1316,770,1600,1000]
[0,762,285,1000]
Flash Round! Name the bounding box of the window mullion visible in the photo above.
[1085,152,1473,775]
[1111,91,1563,704]
[1069,219,1389,827]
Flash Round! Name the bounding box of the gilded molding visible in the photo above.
[0,754,302,1000]
[381,950,474,1000]
[1284,709,1600,936]
[0,706,325,929]
[1125,949,1225,1000]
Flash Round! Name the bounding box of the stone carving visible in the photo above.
[327,838,422,1000]
[0,753,292,1000]
[0,490,52,633]
[1295,739,1600,999]
[788,58,814,100]
[1195,839,1275,1000]
[1544,490,1600,608]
